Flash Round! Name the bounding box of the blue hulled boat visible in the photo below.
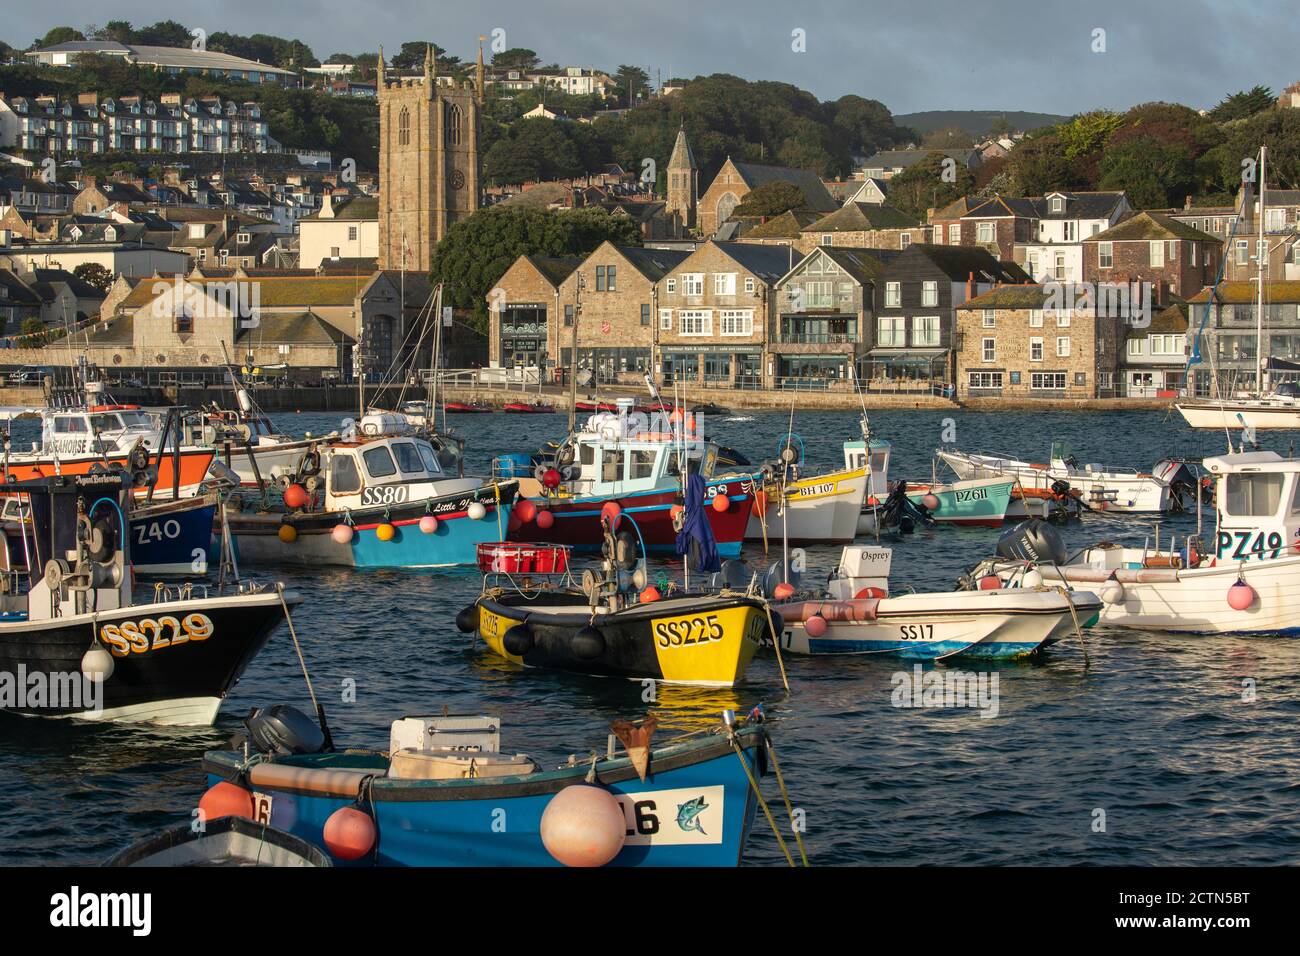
[201,709,774,866]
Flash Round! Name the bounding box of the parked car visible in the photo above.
[7,366,51,386]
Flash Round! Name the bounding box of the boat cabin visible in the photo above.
[39,405,160,457]
[843,438,891,500]
[1203,451,1300,562]
[556,418,720,499]
[323,435,457,509]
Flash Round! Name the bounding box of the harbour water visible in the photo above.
[1,408,1297,866]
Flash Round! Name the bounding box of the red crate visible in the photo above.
[476,542,571,574]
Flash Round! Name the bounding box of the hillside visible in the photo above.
[896,110,1071,137]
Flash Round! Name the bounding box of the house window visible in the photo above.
[745,277,755,294]
[683,274,703,296]
[921,281,938,307]
[1128,338,1145,356]
[640,304,650,326]
[348,226,357,241]
[666,278,677,294]
[1167,241,1178,261]
[911,316,940,347]
[720,310,753,335]
[877,316,905,347]
[900,233,911,249]
[679,310,712,335]
[564,304,574,327]
[821,234,833,246]
[659,308,672,330]
[885,282,901,307]
[982,309,995,328]
[1235,240,1248,265]
[595,265,606,291]
[807,280,834,308]
[1150,241,1164,267]
[1054,253,1066,280]
[1029,309,1044,328]
[713,273,735,295]
[1050,197,1064,213]
[1098,242,1113,269]
[968,371,1003,389]
[1030,337,1044,361]
[1057,336,1071,357]
[1057,310,1071,327]
[1062,221,1076,241]
[982,337,996,361]
[1031,371,1067,390]
[977,222,995,243]
[174,313,193,334]
[948,224,960,244]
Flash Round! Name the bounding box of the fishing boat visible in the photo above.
[975,450,1300,634]
[502,400,754,557]
[746,431,867,546]
[199,706,775,867]
[224,414,516,569]
[845,430,893,535]
[937,442,1182,514]
[0,472,295,725]
[106,817,332,867]
[503,401,556,414]
[1,490,218,577]
[773,545,1100,658]
[902,475,1016,527]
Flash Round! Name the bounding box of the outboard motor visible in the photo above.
[996,518,1067,565]
[1154,459,1207,510]
[243,704,329,755]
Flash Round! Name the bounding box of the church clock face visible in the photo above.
[449,169,465,190]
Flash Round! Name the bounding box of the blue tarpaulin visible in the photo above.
[675,472,721,573]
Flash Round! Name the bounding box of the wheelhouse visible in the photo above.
[41,405,160,456]
[324,436,448,508]
[1203,451,1300,561]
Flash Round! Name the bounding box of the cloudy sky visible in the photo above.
[6,0,1294,116]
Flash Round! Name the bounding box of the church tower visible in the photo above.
[666,127,697,232]
[377,44,480,272]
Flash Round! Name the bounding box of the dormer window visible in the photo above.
[1050,196,1065,214]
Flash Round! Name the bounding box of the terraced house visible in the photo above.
[1082,211,1221,306]
[656,241,796,388]
[797,202,923,253]
[1184,281,1300,394]
[954,285,1123,399]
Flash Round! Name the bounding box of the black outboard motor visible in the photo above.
[878,483,937,534]
[996,518,1067,565]
[243,705,329,755]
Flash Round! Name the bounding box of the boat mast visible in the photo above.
[1257,145,1267,393]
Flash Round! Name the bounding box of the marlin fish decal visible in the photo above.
[676,795,708,834]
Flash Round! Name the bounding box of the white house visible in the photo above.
[1018,191,1131,284]
[298,195,378,270]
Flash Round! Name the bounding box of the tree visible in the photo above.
[732,181,807,218]
[886,152,975,219]
[612,65,650,107]
[1056,110,1125,160]
[485,118,586,184]
[491,48,540,71]
[1098,136,1196,208]
[987,116,1014,139]
[829,94,911,156]
[36,26,85,47]
[922,126,974,149]
[96,21,135,43]
[1006,134,1074,195]
[430,206,642,328]
[133,21,192,47]
[1211,86,1275,123]
[73,263,113,295]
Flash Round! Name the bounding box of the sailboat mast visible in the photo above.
[1257,145,1267,392]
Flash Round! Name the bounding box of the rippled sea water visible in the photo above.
[2,407,1298,866]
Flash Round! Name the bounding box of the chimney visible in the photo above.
[967,270,975,300]
[1184,195,1193,210]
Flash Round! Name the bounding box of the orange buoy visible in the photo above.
[601,501,622,525]
[773,582,795,601]
[540,785,626,867]
[640,585,661,603]
[283,483,309,509]
[536,509,555,530]
[199,781,254,822]
[978,575,1002,590]
[516,499,538,523]
[323,806,376,861]
[855,586,887,599]
[278,524,297,543]
[670,503,685,522]
[711,493,730,513]
[376,522,396,542]
[752,489,768,518]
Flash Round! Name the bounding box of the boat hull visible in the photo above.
[0,590,293,725]
[476,592,770,686]
[213,437,330,486]
[202,725,764,866]
[228,483,517,569]
[1176,401,1300,431]
[903,476,1014,527]
[775,589,1100,659]
[938,450,1170,513]
[509,476,753,558]
[746,467,867,545]
[127,495,218,576]
[3,447,215,499]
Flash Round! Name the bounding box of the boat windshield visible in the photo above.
[90,411,153,432]
[390,441,426,476]
[416,442,442,475]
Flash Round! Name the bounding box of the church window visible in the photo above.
[398,107,410,146]
[446,103,463,146]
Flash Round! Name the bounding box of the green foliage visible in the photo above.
[492,48,540,71]
[1006,134,1075,194]
[132,21,192,47]
[1211,86,1275,123]
[611,65,651,107]
[72,263,113,295]
[732,181,807,217]
[431,206,642,328]
[484,118,611,185]
[207,32,318,69]
[921,126,974,149]
[887,152,975,219]
[1056,110,1124,160]
[37,27,85,47]
[1098,136,1196,208]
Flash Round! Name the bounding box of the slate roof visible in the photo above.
[235,311,352,345]
[306,196,379,220]
[524,255,582,287]
[863,149,977,170]
[712,241,807,280]
[814,246,899,284]
[119,275,368,311]
[739,209,824,239]
[802,202,917,233]
[960,284,1069,310]
[903,243,1031,283]
[729,161,838,212]
[1085,211,1219,244]
[617,245,692,281]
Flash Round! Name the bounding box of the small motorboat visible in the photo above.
[574,399,618,413]
[106,816,331,867]
[902,475,1016,528]
[973,452,1300,635]
[746,429,867,546]
[774,544,1100,659]
[691,402,732,417]
[199,704,777,866]
[503,401,556,414]
[443,401,495,414]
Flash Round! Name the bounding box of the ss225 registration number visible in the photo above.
[655,614,723,648]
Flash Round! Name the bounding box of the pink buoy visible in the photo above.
[535,509,555,530]
[419,515,439,534]
[804,613,828,638]
[540,784,626,867]
[332,523,354,544]
[1227,578,1256,611]
[922,493,941,511]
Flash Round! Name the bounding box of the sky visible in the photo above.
[5,0,1296,117]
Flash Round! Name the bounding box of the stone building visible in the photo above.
[377,45,480,271]
[697,159,838,236]
[665,128,698,232]
[489,255,583,372]
[798,202,923,253]
[1082,211,1220,306]
[954,284,1122,399]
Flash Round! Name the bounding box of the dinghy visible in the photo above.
[106,816,331,867]
[773,545,1100,659]
[974,451,1300,634]
[199,706,774,867]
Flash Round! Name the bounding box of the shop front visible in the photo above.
[499,304,547,368]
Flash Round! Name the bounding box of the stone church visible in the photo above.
[377,44,481,272]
